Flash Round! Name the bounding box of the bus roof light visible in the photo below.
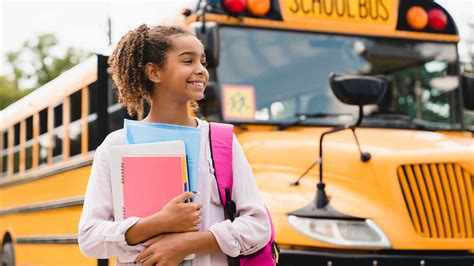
[222,0,247,15]
[247,0,271,16]
[406,6,428,30]
[428,9,447,31]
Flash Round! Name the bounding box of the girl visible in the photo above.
[78,24,270,266]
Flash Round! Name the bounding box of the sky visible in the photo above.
[0,0,473,77]
[436,0,474,63]
[0,0,196,75]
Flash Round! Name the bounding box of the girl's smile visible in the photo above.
[153,35,209,103]
[187,80,206,90]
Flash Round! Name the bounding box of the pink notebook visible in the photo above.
[121,156,186,219]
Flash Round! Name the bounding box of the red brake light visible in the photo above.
[428,8,447,31]
[223,0,247,14]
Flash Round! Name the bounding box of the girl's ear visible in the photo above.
[145,62,161,84]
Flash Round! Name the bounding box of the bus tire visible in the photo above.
[1,242,15,266]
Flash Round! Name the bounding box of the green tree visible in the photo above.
[0,76,32,110]
[1,33,90,110]
[6,33,90,91]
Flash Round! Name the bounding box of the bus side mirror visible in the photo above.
[197,81,219,118]
[190,21,219,68]
[310,73,388,209]
[462,75,474,110]
[203,81,218,103]
[330,73,388,106]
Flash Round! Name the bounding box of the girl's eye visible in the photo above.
[201,61,208,67]
[183,59,192,64]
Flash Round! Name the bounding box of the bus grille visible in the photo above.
[397,163,473,238]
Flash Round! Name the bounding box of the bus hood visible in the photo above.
[236,127,474,251]
[238,127,473,181]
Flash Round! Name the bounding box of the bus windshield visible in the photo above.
[216,27,462,130]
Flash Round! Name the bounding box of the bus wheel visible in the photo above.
[1,242,15,266]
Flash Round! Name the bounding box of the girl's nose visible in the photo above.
[195,63,208,76]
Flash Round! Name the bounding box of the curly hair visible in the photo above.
[108,24,195,116]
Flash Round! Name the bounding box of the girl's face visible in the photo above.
[156,35,209,103]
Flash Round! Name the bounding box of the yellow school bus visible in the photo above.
[186,0,474,264]
[1,0,473,265]
[0,56,119,265]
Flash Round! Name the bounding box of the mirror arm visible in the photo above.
[315,125,347,208]
[351,105,371,162]
[354,104,364,127]
[315,105,371,209]
[197,0,208,33]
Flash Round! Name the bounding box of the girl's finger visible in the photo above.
[142,258,151,266]
[145,255,160,266]
[144,255,159,266]
[172,192,194,203]
[142,258,153,266]
[143,235,161,246]
[135,249,152,263]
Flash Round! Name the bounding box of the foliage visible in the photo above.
[0,76,32,110]
[1,33,90,110]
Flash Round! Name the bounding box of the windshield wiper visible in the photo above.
[366,113,436,131]
[277,113,353,130]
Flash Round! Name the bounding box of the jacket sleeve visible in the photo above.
[208,135,271,257]
[78,140,145,259]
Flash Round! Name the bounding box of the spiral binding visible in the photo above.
[121,161,126,219]
[121,162,125,184]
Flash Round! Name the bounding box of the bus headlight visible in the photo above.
[288,216,391,248]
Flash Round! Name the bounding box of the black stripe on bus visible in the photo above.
[16,235,78,244]
[98,259,109,266]
[16,235,109,266]
[0,196,84,216]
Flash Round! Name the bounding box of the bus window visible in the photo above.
[217,27,461,130]
[52,103,63,162]
[1,130,7,177]
[465,109,474,131]
[88,82,98,151]
[25,116,33,171]
[26,116,33,140]
[13,123,20,174]
[198,71,219,120]
[108,75,118,106]
[70,89,82,157]
[38,108,48,166]
[108,75,125,133]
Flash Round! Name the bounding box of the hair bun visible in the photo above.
[136,24,149,38]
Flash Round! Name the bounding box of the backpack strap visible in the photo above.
[209,122,240,266]
[209,122,236,221]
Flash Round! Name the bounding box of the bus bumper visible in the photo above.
[278,248,474,266]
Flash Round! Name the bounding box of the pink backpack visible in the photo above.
[209,122,279,266]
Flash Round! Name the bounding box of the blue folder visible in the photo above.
[124,119,201,193]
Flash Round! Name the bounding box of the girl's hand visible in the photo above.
[124,192,201,246]
[136,233,190,266]
[153,192,202,233]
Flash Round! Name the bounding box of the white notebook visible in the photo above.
[109,140,186,221]
[109,140,194,263]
